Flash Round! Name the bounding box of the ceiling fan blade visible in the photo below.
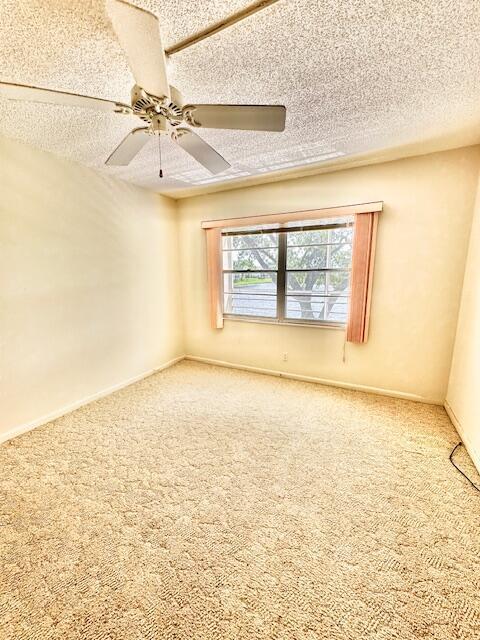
[173,128,230,175]
[106,0,170,99]
[0,81,129,112]
[105,127,150,166]
[183,104,286,131]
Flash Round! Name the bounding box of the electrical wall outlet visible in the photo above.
[283,352,288,361]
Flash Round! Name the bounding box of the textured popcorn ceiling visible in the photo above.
[1,0,480,198]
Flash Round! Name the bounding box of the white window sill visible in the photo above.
[223,315,346,330]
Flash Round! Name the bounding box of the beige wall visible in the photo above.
[446,174,480,470]
[178,147,480,404]
[1,136,184,440]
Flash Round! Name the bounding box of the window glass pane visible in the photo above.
[285,296,349,323]
[327,271,350,294]
[286,271,326,295]
[286,225,353,247]
[287,244,353,270]
[224,272,277,294]
[330,227,353,243]
[224,293,277,317]
[223,247,278,271]
[328,243,352,268]
[222,233,278,250]
[327,301,349,323]
[287,229,328,246]
[287,245,327,269]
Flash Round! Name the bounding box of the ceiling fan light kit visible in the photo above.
[0,0,286,177]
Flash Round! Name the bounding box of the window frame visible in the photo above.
[222,221,353,328]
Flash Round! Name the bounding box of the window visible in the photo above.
[222,216,354,325]
[203,202,381,341]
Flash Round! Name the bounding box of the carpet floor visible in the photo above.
[1,361,479,639]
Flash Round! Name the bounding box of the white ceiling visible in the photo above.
[1,0,480,198]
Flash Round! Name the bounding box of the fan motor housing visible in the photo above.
[130,85,183,127]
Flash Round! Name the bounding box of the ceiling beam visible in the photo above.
[165,0,282,56]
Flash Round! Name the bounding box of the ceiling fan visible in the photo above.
[0,0,286,176]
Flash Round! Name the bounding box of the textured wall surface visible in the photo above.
[1,1,480,193]
[0,360,478,639]
[178,147,480,404]
[0,135,184,439]
[447,174,480,470]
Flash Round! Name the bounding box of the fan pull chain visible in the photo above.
[158,134,163,178]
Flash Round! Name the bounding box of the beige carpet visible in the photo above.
[1,361,479,640]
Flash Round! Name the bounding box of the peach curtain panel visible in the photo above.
[205,228,224,329]
[346,212,379,343]
[203,202,382,334]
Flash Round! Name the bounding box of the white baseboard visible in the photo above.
[2,353,446,448]
[0,355,185,446]
[185,355,440,404]
[444,401,480,473]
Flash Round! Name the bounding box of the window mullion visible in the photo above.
[277,231,287,321]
